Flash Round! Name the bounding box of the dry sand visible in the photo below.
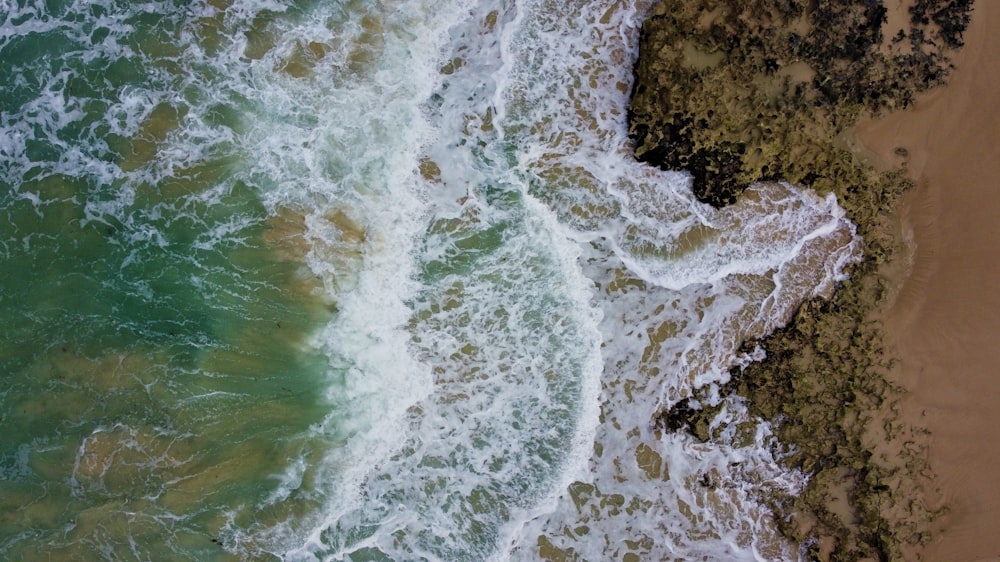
[855,2,1000,560]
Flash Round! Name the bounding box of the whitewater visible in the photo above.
[0,0,859,560]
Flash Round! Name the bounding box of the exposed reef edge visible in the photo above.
[628,0,974,559]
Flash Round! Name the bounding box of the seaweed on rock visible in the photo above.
[632,0,973,559]
[628,0,973,207]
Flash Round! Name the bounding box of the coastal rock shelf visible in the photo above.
[628,0,973,559]
[628,0,972,207]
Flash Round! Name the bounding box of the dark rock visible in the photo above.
[628,0,973,207]
[630,0,973,557]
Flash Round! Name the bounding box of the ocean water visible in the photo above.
[0,0,860,560]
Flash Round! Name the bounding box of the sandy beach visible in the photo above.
[855,1,1000,560]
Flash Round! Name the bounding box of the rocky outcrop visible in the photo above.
[628,0,972,207]
[631,0,973,559]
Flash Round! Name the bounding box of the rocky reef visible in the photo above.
[629,0,973,559]
[629,0,972,207]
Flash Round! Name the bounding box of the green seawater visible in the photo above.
[0,1,338,558]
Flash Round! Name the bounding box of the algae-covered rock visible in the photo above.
[628,0,973,207]
[633,0,974,559]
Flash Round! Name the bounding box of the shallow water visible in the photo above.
[0,0,859,560]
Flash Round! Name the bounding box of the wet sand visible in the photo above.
[855,2,1000,560]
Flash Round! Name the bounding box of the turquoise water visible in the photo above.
[1,0,861,560]
[1,1,337,559]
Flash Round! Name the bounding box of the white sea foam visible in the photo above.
[1,0,863,559]
[477,0,858,559]
[212,0,859,557]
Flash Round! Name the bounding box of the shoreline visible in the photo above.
[855,1,1000,559]
[627,0,980,557]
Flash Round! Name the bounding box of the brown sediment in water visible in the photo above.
[629,0,975,559]
[854,1,1000,559]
